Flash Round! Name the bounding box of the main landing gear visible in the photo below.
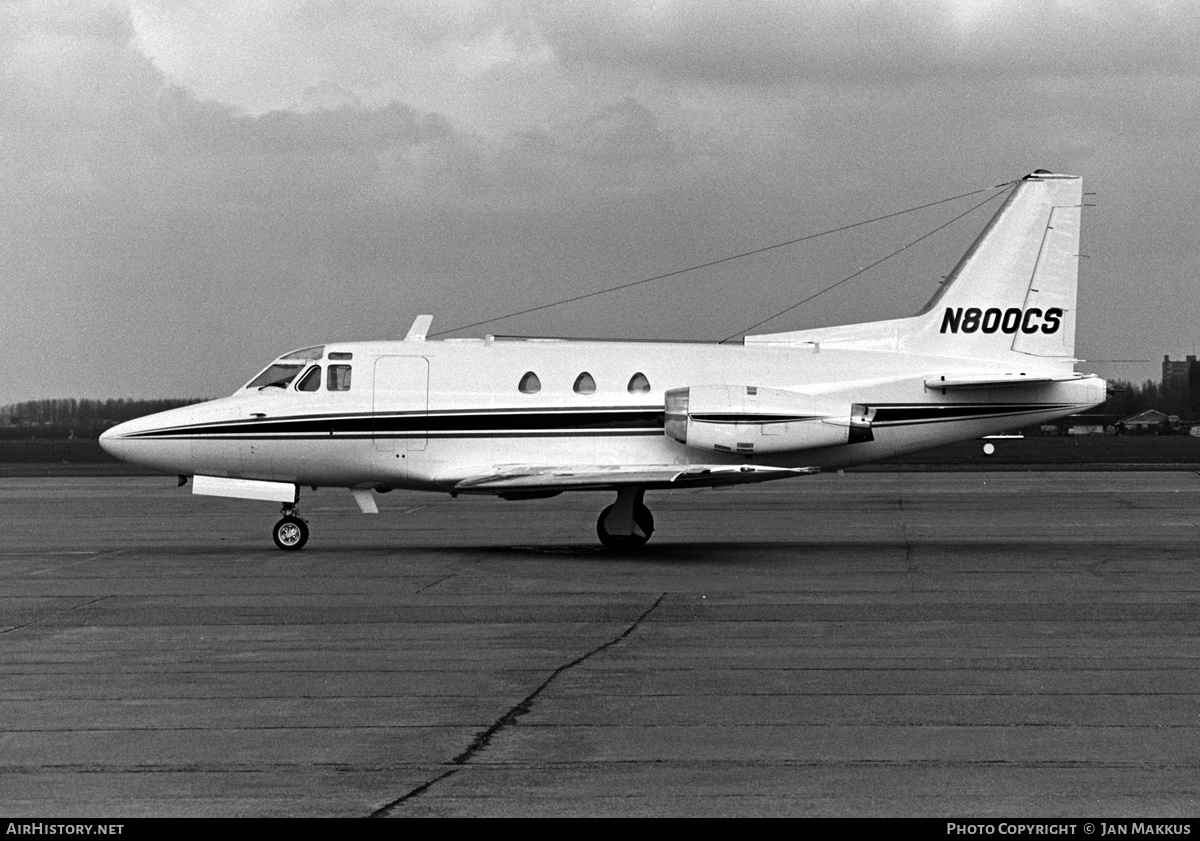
[267,490,656,552]
[273,503,309,551]
[596,486,654,551]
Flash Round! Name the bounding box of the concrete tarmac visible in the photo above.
[1,472,1198,817]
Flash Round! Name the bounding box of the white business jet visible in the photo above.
[100,171,1106,551]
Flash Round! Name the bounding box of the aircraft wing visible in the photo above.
[925,373,1090,391]
[452,463,818,494]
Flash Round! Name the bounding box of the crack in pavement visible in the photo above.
[368,591,667,818]
[25,549,127,577]
[897,496,919,590]
[413,573,456,595]
[0,596,112,636]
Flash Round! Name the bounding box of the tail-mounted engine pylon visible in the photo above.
[664,385,874,456]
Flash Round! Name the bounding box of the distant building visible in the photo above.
[1163,355,1196,392]
[1161,356,1200,420]
[1117,409,1174,434]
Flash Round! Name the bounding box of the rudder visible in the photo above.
[916,171,1082,365]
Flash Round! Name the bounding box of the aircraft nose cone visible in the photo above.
[98,422,131,461]
[97,406,206,474]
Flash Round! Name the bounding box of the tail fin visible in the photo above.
[746,171,1084,368]
[914,170,1082,364]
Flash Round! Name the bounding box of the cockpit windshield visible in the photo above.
[281,346,324,360]
[240,346,340,391]
[245,363,305,390]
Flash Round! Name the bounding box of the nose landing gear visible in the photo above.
[273,503,309,550]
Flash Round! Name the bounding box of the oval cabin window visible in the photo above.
[573,372,596,395]
[627,372,650,394]
[518,371,541,394]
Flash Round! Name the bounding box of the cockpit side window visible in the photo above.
[246,363,304,390]
[296,366,322,392]
[328,365,352,392]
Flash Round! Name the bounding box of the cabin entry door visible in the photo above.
[372,357,429,477]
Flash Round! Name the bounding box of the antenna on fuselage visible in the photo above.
[428,180,1016,340]
[405,315,433,341]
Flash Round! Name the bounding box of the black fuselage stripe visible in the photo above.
[871,404,1073,423]
[874,407,1073,427]
[687,414,823,424]
[144,431,663,441]
[128,410,666,438]
[122,403,1075,440]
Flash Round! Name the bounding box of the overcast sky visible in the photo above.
[3,0,1198,403]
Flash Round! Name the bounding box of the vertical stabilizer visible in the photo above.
[745,171,1085,368]
[915,170,1082,364]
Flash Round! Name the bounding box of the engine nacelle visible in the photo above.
[664,385,874,456]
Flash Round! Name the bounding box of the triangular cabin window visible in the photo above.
[518,371,541,394]
[627,372,650,394]
[573,372,596,395]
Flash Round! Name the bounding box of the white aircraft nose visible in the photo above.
[99,414,172,465]
[97,404,214,474]
[98,420,133,461]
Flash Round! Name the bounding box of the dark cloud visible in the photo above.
[2,7,499,216]
[4,0,1199,402]
[529,1,1200,87]
[574,97,673,165]
[0,3,489,399]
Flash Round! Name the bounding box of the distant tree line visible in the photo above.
[1101,378,1197,423]
[0,398,208,439]
[0,377,1193,442]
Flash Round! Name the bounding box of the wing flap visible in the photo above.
[452,463,817,493]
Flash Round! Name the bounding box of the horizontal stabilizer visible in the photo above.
[452,463,817,493]
[924,372,1090,391]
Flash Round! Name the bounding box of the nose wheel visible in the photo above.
[273,504,309,551]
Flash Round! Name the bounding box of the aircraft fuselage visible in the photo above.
[101,336,1105,492]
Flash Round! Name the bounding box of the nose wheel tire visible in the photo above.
[596,503,654,551]
[273,516,309,551]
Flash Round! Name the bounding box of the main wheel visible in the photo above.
[596,504,655,551]
[272,516,309,551]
